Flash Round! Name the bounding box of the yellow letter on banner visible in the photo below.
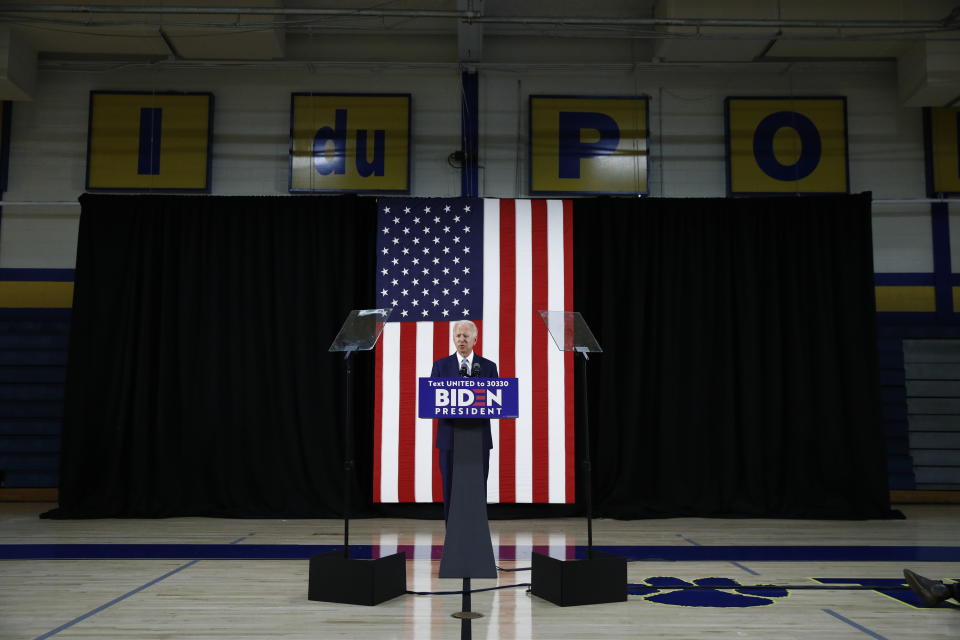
[725,97,848,195]
[530,96,648,195]
[290,94,410,193]
[87,92,213,191]
[926,107,960,195]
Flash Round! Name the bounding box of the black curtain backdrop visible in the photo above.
[45,193,897,520]
[575,193,899,519]
[44,194,378,518]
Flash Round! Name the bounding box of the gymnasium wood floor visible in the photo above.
[1,502,958,640]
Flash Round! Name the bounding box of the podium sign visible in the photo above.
[417,378,519,419]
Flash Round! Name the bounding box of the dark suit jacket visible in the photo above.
[430,353,499,450]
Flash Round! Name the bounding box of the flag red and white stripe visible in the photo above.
[373,198,575,503]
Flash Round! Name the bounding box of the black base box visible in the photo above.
[530,550,627,606]
[308,550,407,606]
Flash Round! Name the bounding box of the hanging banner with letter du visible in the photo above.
[725,97,849,195]
[289,93,410,193]
[530,95,648,195]
[418,377,520,419]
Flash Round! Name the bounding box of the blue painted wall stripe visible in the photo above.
[460,71,479,197]
[137,107,162,176]
[873,273,936,286]
[931,202,953,317]
[0,269,75,282]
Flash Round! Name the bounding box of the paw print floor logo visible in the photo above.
[629,577,789,608]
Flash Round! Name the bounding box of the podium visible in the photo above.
[307,309,407,606]
[419,377,518,578]
[419,376,519,620]
[530,311,627,607]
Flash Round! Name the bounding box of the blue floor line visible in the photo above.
[32,561,199,640]
[4,544,960,562]
[823,609,891,640]
[30,533,256,639]
[730,561,760,576]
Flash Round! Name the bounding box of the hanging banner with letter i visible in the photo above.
[86,91,213,192]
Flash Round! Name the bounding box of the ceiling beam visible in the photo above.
[2,5,956,30]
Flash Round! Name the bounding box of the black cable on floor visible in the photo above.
[496,565,531,572]
[407,583,532,596]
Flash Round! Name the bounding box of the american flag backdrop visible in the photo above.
[373,197,575,504]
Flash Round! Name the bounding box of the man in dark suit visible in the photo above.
[430,319,499,520]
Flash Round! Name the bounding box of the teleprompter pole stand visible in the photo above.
[530,310,626,607]
[308,309,406,606]
[578,348,594,559]
[342,350,353,557]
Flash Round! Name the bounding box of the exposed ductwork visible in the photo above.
[0,3,956,29]
[0,26,36,100]
[0,2,958,104]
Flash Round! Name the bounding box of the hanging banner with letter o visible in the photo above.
[924,107,960,196]
[290,93,410,193]
[725,97,848,195]
[529,95,648,195]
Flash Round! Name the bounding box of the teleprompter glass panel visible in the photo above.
[537,310,602,353]
[329,308,392,352]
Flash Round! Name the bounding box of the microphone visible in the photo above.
[459,361,468,377]
[472,362,481,378]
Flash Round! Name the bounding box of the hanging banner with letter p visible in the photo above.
[725,97,848,195]
[530,95,648,195]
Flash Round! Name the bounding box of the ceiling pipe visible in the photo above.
[4,5,469,19]
[469,17,955,30]
[1,4,957,31]
[1,198,953,206]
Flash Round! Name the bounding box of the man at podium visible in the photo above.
[431,319,499,520]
